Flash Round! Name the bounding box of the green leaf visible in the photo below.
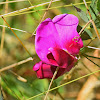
[77,25,93,40]
[89,1,100,29]
[97,0,100,12]
[89,0,98,20]
[0,91,3,100]
[1,73,48,100]
[90,18,100,28]
[73,5,89,22]
[90,0,97,7]
[89,6,100,28]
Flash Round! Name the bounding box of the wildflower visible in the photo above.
[33,14,83,79]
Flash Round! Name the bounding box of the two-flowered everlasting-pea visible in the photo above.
[33,14,83,79]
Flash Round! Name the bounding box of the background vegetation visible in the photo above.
[0,0,100,100]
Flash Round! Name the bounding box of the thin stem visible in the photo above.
[0,23,35,59]
[91,21,100,39]
[0,87,5,100]
[32,0,53,36]
[0,0,27,5]
[86,37,97,46]
[9,70,27,82]
[1,16,32,57]
[83,0,92,19]
[27,0,41,18]
[0,0,8,58]
[27,0,33,6]
[69,20,92,48]
[0,57,33,72]
[69,18,94,48]
[0,0,59,18]
[27,69,100,100]
[0,25,31,34]
[80,37,97,51]
[0,1,91,18]
[7,70,27,99]
[1,75,21,100]
[79,20,92,35]
[44,67,59,100]
[85,46,100,50]
[57,91,65,100]
[83,55,100,67]
[81,53,100,59]
[41,0,53,21]
[83,0,100,40]
[81,62,98,78]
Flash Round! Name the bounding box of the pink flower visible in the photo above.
[33,14,83,79]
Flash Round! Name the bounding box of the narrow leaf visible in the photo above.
[73,5,89,22]
[90,5,100,29]
[0,90,3,100]
[97,0,100,12]
[77,25,93,40]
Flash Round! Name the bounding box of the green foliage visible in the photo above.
[0,91,3,100]
[97,0,100,12]
[89,0,100,29]
[77,25,93,40]
[1,73,48,99]
[73,6,93,40]
[73,5,89,22]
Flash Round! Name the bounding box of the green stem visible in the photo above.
[81,53,100,60]
[83,55,100,67]
[27,69,100,100]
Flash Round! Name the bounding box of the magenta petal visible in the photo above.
[53,14,78,26]
[33,61,54,79]
[47,48,76,68]
[33,61,69,79]
[33,61,42,71]
[35,18,60,64]
[52,14,83,55]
